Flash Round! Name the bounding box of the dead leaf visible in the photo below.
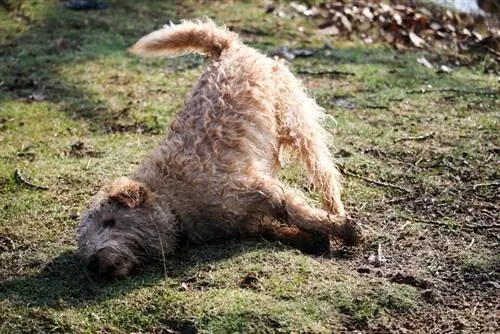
[472,31,483,41]
[362,7,374,21]
[393,13,402,26]
[273,46,295,61]
[363,36,374,44]
[319,25,339,35]
[290,1,318,17]
[417,56,433,68]
[437,65,452,73]
[240,272,261,289]
[461,28,471,37]
[430,22,441,31]
[333,98,356,110]
[22,94,47,103]
[409,31,426,48]
[340,14,352,32]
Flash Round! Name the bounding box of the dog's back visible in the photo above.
[130,19,345,216]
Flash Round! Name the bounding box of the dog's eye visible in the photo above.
[102,219,116,228]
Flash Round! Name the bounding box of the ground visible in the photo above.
[0,0,498,333]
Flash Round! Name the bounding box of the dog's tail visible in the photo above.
[128,19,239,60]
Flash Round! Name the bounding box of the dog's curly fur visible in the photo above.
[77,19,361,278]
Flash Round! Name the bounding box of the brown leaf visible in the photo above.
[340,14,352,32]
[290,1,318,17]
[379,3,392,13]
[417,56,433,68]
[319,25,339,35]
[318,20,334,29]
[445,24,456,33]
[363,36,374,44]
[437,65,452,73]
[461,28,472,37]
[362,7,374,21]
[472,31,483,41]
[240,272,260,289]
[393,13,402,26]
[383,32,395,43]
[430,22,441,31]
[22,94,47,103]
[409,31,426,48]
[395,42,408,51]
[358,22,372,32]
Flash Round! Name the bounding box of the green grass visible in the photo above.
[1,0,498,333]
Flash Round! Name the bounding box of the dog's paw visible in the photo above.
[334,216,364,246]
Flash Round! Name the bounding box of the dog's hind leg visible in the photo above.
[280,88,345,216]
[259,223,330,255]
[242,177,359,246]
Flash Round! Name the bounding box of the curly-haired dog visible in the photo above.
[77,20,361,278]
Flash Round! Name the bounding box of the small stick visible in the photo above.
[394,133,434,143]
[465,238,475,250]
[471,302,479,316]
[407,88,498,96]
[363,104,389,110]
[341,167,411,193]
[297,69,355,76]
[414,218,500,230]
[472,181,500,190]
[14,169,49,190]
[400,221,411,230]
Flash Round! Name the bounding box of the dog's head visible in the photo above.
[77,177,175,278]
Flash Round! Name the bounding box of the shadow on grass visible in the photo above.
[0,0,176,127]
[0,239,292,309]
[1,0,489,131]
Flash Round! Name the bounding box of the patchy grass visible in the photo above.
[1,0,498,333]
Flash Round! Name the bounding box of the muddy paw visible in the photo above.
[335,216,364,246]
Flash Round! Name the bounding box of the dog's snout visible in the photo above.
[86,247,116,278]
[86,247,135,278]
[87,254,100,276]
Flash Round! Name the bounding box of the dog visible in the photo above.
[77,19,361,278]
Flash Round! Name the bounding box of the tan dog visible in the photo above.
[77,20,360,278]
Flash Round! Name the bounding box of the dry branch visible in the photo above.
[414,218,500,230]
[297,69,355,76]
[341,167,411,193]
[394,133,435,143]
[14,169,49,190]
[407,88,498,96]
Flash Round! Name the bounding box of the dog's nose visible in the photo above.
[86,247,135,278]
[86,248,116,278]
[87,254,100,276]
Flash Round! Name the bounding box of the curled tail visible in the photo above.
[128,19,239,59]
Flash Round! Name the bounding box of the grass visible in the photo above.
[1,0,498,333]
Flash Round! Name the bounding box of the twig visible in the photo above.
[297,69,355,76]
[472,181,500,190]
[471,302,479,316]
[394,132,434,143]
[363,104,389,110]
[384,195,416,204]
[465,238,475,250]
[414,218,500,230]
[377,243,384,260]
[486,47,500,58]
[341,167,411,193]
[407,88,498,96]
[14,169,49,190]
[400,221,411,230]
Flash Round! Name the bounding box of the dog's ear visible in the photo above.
[108,178,150,208]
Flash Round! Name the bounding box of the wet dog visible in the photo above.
[77,19,361,278]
